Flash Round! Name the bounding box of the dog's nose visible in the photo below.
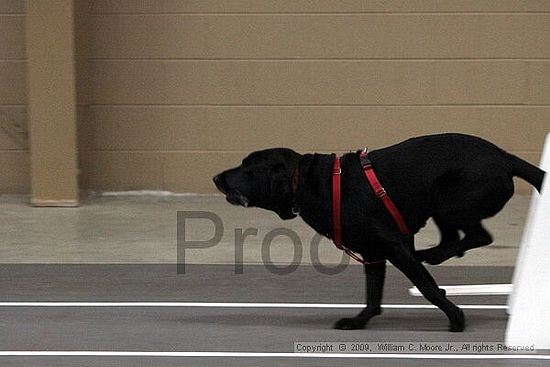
[213,174,222,187]
[213,174,227,194]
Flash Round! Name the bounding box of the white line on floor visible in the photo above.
[0,302,507,310]
[0,351,548,360]
[409,284,513,297]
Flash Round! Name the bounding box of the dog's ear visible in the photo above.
[269,163,291,198]
[268,162,296,219]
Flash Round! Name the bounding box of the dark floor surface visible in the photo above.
[0,264,547,367]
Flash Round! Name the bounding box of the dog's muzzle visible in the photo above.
[213,174,250,207]
[226,192,250,207]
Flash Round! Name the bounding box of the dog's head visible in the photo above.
[213,148,302,220]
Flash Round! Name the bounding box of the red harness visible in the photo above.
[332,150,410,264]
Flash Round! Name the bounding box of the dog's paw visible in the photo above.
[424,249,458,265]
[414,249,431,262]
[426,250,465,265]
[449,308,465,332]
[333,317,367,330]
[425,254,447,265]
[416,247,465,265]
[415,248,443,263]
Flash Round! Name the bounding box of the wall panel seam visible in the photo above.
[87,58,550,62]
[85,104,550,108]
[88,12,550,16]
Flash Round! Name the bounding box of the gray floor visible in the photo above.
[0,194,546,366]
[0,265,547,366]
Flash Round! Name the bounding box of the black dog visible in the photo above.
[213,133,544,332]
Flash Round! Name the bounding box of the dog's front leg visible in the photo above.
[334,260,386,330]
[388,243,465,332]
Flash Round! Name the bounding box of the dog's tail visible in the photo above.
[510,154,545,192]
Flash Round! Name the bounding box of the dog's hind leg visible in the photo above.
[420,223,493,265]
[334,260,386,330]
[388,243,465,332]
[418,161,513,265]
[415,216,460,263]
[433,215,460,245]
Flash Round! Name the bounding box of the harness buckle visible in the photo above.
[359,155,372,168]
[358,149,371,167]
[376,187,387,197]
[333,167,342,175]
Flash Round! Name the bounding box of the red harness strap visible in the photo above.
[359,150,410,235]
[332,152,410,264]
[332,156,343,248]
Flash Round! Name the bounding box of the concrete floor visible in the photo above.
[0,194,533,265]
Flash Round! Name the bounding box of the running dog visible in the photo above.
[213,133,544,332]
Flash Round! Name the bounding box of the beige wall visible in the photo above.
[0,0,27,193]
[2,1,550,194]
